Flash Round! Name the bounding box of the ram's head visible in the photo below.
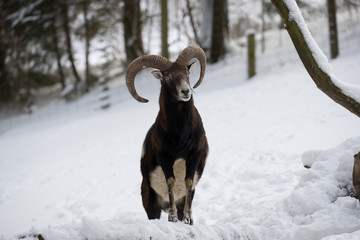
[125,45,206,103]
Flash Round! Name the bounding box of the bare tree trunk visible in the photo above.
[271,0,360,118]
[223,0,228,41]
[123,0,144,66]
[186,0,200,44]
[53,33,66,90]
[327,0,339,59]
[83,1,91,92]
[50,1,66,90]
[261,0,266,53]
[161,0,169,58]
[61,2,82,89]
[0,8,23,100]
[209,0,226,63]
[0,39,11,103]
[0,10,11,102]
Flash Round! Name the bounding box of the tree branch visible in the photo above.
[271,0,360,118]
[185,0,200,44]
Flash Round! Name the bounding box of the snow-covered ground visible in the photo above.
[1,42,360,239]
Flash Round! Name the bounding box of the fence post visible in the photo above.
[99,64,111,110]
[247,30,256,79]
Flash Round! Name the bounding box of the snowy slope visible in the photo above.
[0,47,360,239]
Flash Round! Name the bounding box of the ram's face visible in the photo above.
[152,62,196,102]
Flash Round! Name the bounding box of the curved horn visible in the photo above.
[175,44,206,88]
[126,55,172,103]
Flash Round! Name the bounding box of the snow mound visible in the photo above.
[259,137,360,240]
[16,215,252,240]
[12,137,360,240]
[301,150,324,168]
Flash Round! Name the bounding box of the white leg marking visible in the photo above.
[149,159,199,202]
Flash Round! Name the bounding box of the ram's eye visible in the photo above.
[164,76,170,81]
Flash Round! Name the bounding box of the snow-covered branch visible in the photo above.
[271,0,360,118]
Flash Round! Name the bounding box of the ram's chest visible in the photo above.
[149,159,199,202]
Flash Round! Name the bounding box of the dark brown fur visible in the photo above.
[140,63,208,225]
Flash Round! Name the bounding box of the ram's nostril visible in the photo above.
[181,89,190,95]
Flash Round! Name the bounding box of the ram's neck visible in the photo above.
[158,92,194,133]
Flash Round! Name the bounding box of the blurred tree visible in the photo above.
[0,35,11,103]
[186,0,200,44]
[0,0,125,105]
[123,0,144,66]
[49,0,66,90]
[83,1,91,92]
[200,0,228,63]
[327,0,339,59]
[209,0,228,63]
[261,0,266,53]
[343,0,359,13]
[77,0,106,92]
[60,1,82,90]
[0,2,14,103]
[0,0,62,102]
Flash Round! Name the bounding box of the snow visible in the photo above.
[1,26,360,240]
[1,47,359,239]
[260,137,360,240]
[284,0,360,103]
[60,83,75,98]
[245,29,256,36]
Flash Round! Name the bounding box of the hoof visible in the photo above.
[168,215,178,222]
[183,210,193,225]
[168,211,178,222]
[183,216,193,225]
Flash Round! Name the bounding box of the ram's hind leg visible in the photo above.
[141,177,161,219]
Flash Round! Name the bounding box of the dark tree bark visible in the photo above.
[0,39,11,103]
[61,2,82,88]
[0,9,11,103]
[327,0,339,59]
[271,0,360,118]
[0,7,22,101]
[209,0,226,63]
[161,0,169,58]
[83,1,91,92]
[123,0,144,66]
[50,1,66,90]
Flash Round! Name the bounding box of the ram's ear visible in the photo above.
[187,62,196,73]
[151,70,163,80]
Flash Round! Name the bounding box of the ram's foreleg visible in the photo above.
[166,177,178,222]
[183,148,207,225]
[183,179,195,225]
[160,154,179,222]
[183,153,201,225]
